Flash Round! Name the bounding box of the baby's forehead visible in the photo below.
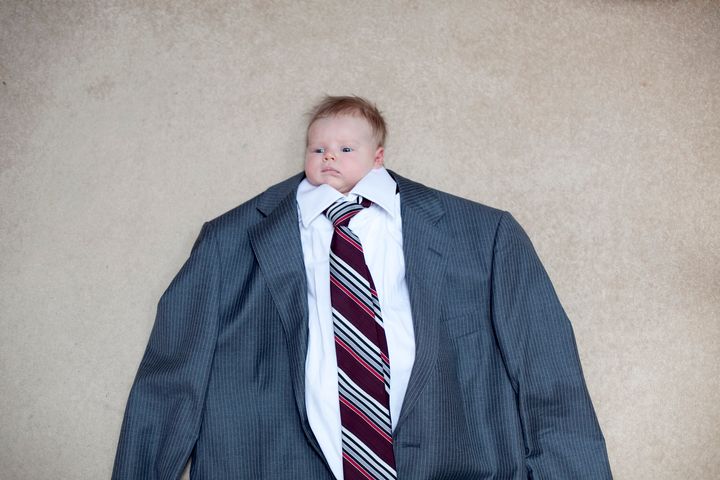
[308,114,374,135]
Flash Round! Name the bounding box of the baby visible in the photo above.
[113,95,613,480]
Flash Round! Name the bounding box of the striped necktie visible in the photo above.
[324,196,397,480]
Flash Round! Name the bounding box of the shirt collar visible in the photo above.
[296,167,398,228]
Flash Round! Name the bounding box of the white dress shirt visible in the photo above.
[296,167,416,480]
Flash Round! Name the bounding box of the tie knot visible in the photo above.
[324,196,372,227]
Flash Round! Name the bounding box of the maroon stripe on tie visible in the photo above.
[342,452,375,480]
[335,337,385,384]
[330,276,376,319]
[335,228,364,252]
[339,396,393,443]
[340,401,396,464]
[332,235,373,280]
[336,341,386,402]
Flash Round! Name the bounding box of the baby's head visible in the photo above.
[304,95,387,194]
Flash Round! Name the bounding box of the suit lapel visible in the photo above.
[388,170,448,434]
[247,173,328,463]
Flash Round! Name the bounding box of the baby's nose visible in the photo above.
[323,151,335,160]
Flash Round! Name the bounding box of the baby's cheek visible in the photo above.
[303,162,321,186]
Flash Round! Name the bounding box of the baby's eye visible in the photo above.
[341,147,353,153]
[313,147,325,154]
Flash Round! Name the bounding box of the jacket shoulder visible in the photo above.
[203,172,303,234]
[394,171,505,222]
[435,188,505,218]
[433,188,508,242]
[392,172,509,251]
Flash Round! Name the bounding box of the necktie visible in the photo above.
[324,196,397,480]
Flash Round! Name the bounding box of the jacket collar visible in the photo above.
[254,169,443,222]
[296,167,399,228]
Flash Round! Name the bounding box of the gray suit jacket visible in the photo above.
[113,170,613,479]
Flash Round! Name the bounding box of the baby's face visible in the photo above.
[305,114,384,194]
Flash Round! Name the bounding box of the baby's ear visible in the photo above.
[374,146,385,167]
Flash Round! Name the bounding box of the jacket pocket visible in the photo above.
[441,312,483,340]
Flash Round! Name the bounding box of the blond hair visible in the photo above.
[306,95,387,147]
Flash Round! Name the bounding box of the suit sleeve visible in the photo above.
[112,222,220,480]
[490,211,613,479]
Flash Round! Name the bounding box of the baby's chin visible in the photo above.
[306,171,341,186]
[305,173,355,194]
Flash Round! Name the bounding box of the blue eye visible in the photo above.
[341,147,353,153]
[313,148,325,154]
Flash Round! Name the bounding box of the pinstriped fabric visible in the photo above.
[325,197,397,480]
[112,170,612,479]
